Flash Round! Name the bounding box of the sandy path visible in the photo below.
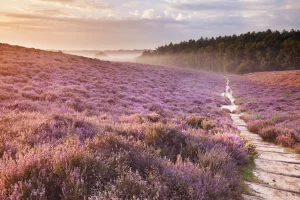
[222,78,300,200]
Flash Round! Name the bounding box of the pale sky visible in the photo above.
[0,0,299,50]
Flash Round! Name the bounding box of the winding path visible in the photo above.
[222,78,300,200]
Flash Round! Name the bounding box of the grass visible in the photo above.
[240,156,259,195]
[240,156,257,182]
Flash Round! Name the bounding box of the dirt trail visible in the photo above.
[222,78,300,200]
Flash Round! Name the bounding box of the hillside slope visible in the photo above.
[246,70,300,87]
[230,71,300,152]
[0,44,251,199]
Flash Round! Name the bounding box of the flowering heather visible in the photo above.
[246,71,300,87]
[229,72,300,151]
[0,44,250,199]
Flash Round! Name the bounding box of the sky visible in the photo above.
[0,0,299,50]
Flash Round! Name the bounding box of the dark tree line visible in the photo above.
[137,29,300,73]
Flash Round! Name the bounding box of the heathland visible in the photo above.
[0,43,253,199]
[230,71,300,152]
[0,41,299,199]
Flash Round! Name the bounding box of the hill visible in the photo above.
[246,70,300,87]
[0,43,251,199]
[230,70,300,151]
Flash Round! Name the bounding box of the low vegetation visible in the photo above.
[230,72,300,153]
[0,44,252,199]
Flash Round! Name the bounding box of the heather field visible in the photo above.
[0,44,253,199]
[230,72,300,152]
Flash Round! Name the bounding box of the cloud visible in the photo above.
[164,10,187,21]
[166,0,300,14]
[129,10,140,18]
[34,0,111,10]
[0,11,186,41]
[0,14,186,50]
[163,0,300,31]
[0,0,299,50]
[142,9,161,19]
[29,9,65,16]
[176,13,184,21]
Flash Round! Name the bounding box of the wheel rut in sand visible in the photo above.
[221,78,300,200]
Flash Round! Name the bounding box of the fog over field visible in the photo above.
[63,50,145,62]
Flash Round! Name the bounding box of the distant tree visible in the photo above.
[137,29,300,73]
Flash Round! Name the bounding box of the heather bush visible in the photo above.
[162,157,241,200]
[21,91,41,101]
[247,118,299,149]
[276,135,296,147]
[196,146,242,195]
[201,119,216,130]
[215,133,249,165]
[247,120,274,134]
[258,126,297,146]
[260,126,279,141]
[0,90,16,100]
[120,113,144,124]
[0,138,91,199]
[145,123,187,161]
[186,115,216,130]
[95,169,161,200]
[186,114,205,128]
[35,115,97,143]
[294,144,300,154]
[147,112,161,122]
[86,133,245,199]
[244,141,257,157]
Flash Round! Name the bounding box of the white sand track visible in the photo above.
[222,78,300,200]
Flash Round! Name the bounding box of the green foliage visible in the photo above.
[138,29,300,73]
[186,115,205,128]
[256,114,264,120]
[236,96,246,104]
[284,90,292,97]
[239,156,258,195]
[271,112,280,122]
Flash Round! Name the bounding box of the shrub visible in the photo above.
[202,119,216,130]
[247,120,273,134]
[147,104,165,116]
[276,135,295,147]
[119,114,143,124]
[0,90,14,100]
[0,138,93,199]
[216,133,249,165]
[32,115,97,144]
[186,115,205,128]
[145,123,187,162]
[162,157,242,200]
[95,169,161,200]
[260,126,278,141]
[294,144,300,154]
[147,113,161,122]
[244,141,257,157]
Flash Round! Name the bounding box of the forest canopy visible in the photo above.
[137,29,300,74]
